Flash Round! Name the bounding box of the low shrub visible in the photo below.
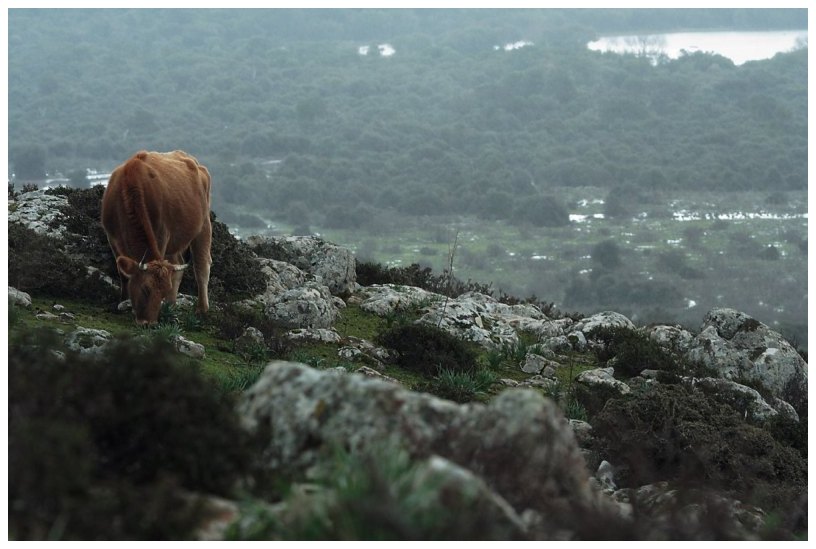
[377,323,478,376]
[227,443,525,541]
[8,223,119,303]
[587,326,695,378]
[593,383,807,515]
[9,329,258,540]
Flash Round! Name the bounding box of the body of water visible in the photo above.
[588,29,807,65]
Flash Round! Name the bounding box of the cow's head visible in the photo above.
[116,256,187,325]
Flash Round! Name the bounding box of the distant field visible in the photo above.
[227,188,808,348]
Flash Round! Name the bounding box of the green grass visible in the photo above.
[12,286,602,412]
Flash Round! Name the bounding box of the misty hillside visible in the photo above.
[7,8,808,343]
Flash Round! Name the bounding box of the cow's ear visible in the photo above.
[116,256,138,279]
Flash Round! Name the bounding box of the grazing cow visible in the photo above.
[101,150,212,325]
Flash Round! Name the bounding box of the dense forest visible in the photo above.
[7,8,809,342]
[9,9,807,220]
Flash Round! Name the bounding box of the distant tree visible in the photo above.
[68,169,89,188]
[591,239,622,270]
[512,195,569,227]
[11,144,47,179]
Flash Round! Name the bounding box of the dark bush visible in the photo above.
[9,330,257,539]
[593,383,807,514]
[587,326,687,378]
[765,414,807,460]
[356,262,492,298]
[8,222,119,303]
[377,323,478,376]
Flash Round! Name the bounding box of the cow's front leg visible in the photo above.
[168,252,185,303]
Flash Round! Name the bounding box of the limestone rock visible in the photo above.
[687,308,807,412]
[8,190,69,238]
[357,284,443,316]
[419,292,522,350]
[65,327,111,355]
[264,281,339,329]
[571,311,636,337]
[172,335,206,359]
[239,362,597,517]
[521,353,559,375]
[240,258,308,309]
[646,324,695,354]
[285,328,343,344]
[247,235,357,296]
[575,367,631,396]
[8,286,32,308]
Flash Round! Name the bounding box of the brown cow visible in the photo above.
[101,150,212,325]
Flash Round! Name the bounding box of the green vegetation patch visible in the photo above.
[9,329,258,540]
[593,383,807,518]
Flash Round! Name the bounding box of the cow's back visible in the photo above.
[102,150,211,260]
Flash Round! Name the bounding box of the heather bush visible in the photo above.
[377,323,478,376]
[9,329,258,540]
[587,325,704,378]
[593,383,807,516]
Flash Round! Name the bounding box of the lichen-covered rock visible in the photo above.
[525,318,573,340]
[571,311,636,337]
[686,325,752,378]
[357,284,443,316]
[575,367,631,396]
[521,352,559,375]
[687,308,807,413]
[241,258,308,309]
[172,335,206,359]
[239,361,598,518]
[247,235,357,296]
[284,328,343,344]
[646,324,695,354]
[418,292,523,350]
[8,190,69,238]
[65,327,111,355]
[8,286,32,308]
[263,282,338,329]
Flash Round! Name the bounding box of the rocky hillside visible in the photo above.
[8,187,808,540]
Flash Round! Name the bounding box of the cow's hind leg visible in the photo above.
[168,252,185,303]
[190,220,212,314]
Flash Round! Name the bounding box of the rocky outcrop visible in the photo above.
[239,361,600,524]
[8,190,70,238]
[247,235,357,296]
[608,481,765,540]
[354,284,443,316]
[686,308,807,412]
[263,282,340,329]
